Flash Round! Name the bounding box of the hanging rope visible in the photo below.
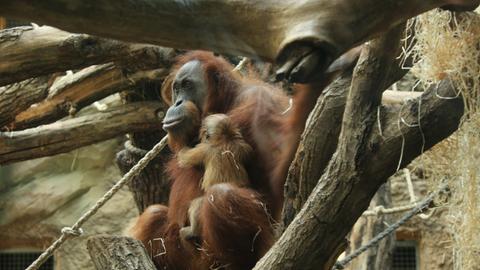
[333,184,448,270]
[25,135,168,270]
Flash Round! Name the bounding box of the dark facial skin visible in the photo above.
[163,60,208,132]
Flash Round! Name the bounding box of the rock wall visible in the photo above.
[0,138,139,270]
[345,167,453,270]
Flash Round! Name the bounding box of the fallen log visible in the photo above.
[0,101,166,164]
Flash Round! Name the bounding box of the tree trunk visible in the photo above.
[0,25,173,86]
[0,101,164,164]
[87,235,156,270]
[1,0,475,65]
[254,25,463,270]
[281,50,414,227]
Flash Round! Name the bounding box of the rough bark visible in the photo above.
[87,235,156,270]
[255,26,463,270]
[0,76,50,129]
[0,101,164,164]
[0,0,475,64]
[12,64,167,130]
[281,59,415,226]
[0,25,173,86]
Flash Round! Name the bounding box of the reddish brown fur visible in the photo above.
[131,51,344,269]
[177,114,253,244]
[201,184,274,270]
[178,114,252,190]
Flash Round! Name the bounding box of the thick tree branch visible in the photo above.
[0,25,173,86]
[256,26,463,270]
[12,64,167,130]
[0,101,165,164]
[0,0,475,65]
[282,55,415,226]
[0,76,50,128]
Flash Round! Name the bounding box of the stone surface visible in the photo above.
[0,138,139,270]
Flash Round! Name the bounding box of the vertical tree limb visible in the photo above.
[256,25,405,270]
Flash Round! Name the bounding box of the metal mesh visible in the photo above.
[0,252,54,270]
[392,243,418,270]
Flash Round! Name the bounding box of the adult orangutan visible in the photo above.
[129,50,358,269]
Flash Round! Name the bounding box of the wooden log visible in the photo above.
[256,26,464,270]
[87,235,156,270]
[0,101,165,164]
[0,0,476,67]
[0,76,50,128]
[12,64,167,130]
[0,25,174,86]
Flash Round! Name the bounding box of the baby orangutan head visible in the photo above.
[200,113,241,144]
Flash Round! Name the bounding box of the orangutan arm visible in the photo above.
[177,143,209,168]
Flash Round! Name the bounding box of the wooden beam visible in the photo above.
[12,64,167,130]
[0,101,166,164]
[0,0,474,67]
[87,235,156,270]
[0,25,174,86]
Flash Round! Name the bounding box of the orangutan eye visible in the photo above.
[182,80,193,89]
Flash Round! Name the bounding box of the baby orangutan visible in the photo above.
[177,113,253,243]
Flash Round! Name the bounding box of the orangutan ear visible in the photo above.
[161,73,174,106]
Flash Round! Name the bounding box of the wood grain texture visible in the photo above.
[87,235,156,270]
[12,65,167,130]
[0,0,465,62]
[0,25,173,86]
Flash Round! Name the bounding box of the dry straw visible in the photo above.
[404,8,480,270]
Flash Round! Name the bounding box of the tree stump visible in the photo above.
[87,235,156,270]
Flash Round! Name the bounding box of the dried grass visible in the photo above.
[404,8,480,270]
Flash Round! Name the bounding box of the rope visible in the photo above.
[232,57,249,73]
[333,184,448,270]
[362,203,418,216]
[25,135,168,270]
